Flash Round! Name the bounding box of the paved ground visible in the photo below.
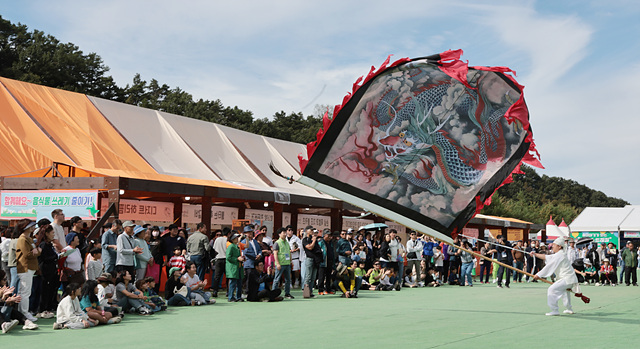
[2,281,638,348]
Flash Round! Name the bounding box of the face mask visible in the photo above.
[152,231,159,238]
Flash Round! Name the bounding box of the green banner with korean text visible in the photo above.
[571,231,619,247]
[1,190,99,220]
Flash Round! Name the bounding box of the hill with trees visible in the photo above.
[0,15,629,224]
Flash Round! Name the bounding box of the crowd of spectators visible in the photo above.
[1,209,640,335]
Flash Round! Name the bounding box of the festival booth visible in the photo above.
[618,206,640,247]
[569,207,634,248]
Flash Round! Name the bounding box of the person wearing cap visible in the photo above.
[531,237,579,315]
[243,226,262,280]
[186,222,211,282]
[116,221,143,281]
[576,258,597,285]
[225,232,245,302]
[597,258,616,286]
[133,226,153,280]
[101,220,121,274]
[15,219,40,323]
[96,273,117,309]
[164,267,193,306]
[334,263,362,298]
[50,209,66,253]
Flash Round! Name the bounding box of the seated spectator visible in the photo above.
[424,266,442,287]
[54,283,98,330]
[165,267,194,306]
[143,277,167,310]
[0,269,38,332]
[181,261,215,305]
[597,258,617,286]
[168,246,187,274]
[114,271,153,315]
[334,263,362,298]
[247,260,282,302]
[403,268,418,288]
[79,280,120,325]
[374,268,401,291]
[354,261,368,289]
[366,261,383,289]
[135,279,165,312]
[96,273,116,309]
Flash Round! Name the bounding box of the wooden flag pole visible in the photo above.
[433,239,591,303]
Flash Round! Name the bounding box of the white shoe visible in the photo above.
[22,320,38,330]
[595,282,601,286]
[545,311,560,316]
[2,319,19,333]
[208,298,217,304]
[583,282,588,285]
[40,311,54,319]
[563,309,575,314]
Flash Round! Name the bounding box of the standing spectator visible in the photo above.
[433,245,444,283]
[406,231,423,286]
[605,242,618,279]
[147,226,164,293]
[567,240,579,266]
[243,227,262,285]
[495,235,512,288]
[50,209,66,252]
[286,226,302,288]
[61,232,84,288]
[302,226,322,298]
[336,230,352,266]
[587,244,601,272]
[458,240,474,286]
[162,224,186,280]
[69,217,88,262]
[15,219,40,322]
[379,233,392,267]
[225,232,244,302]
[388,229,400,272]
[115,221,142,281]
[168,246,187,274]
[317,230,334,295]
[525,240,536,282]
[422,236,437,272]
[133,226,152,280]
[621,241,638,286]
[260,226,273,247]
[35,224,58,319]
[512,240,525,283]
[1,228,12,283]
[272,228,293,299]
[211,228,228,298]
[186,222,211,282]
[479,242,494,284]
[85,248,104,281]
[101,221,120,274]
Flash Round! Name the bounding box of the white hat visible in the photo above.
[553,236,566,248]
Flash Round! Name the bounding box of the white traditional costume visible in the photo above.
[535,237,579,315]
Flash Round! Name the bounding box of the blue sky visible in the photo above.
[2,0,640,206]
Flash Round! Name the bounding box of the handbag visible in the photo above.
[174,286,189,297]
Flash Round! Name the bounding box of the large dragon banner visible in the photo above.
[298,50,542,243]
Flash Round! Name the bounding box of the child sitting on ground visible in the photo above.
[143,277,167,309]
[54,283,99,330]
[403,268,418,288]
[135,279,165,312]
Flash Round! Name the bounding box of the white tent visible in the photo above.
[569,207,634,232]
[619,206,640,231]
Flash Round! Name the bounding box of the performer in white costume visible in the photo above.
[530,237,579,316]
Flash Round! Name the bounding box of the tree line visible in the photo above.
[0,15,629,224]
